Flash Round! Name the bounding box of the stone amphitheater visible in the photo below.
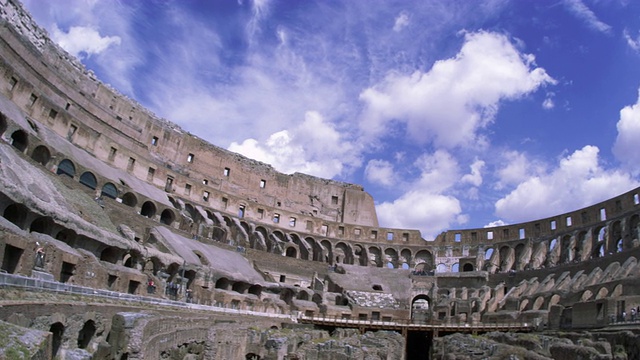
[0,0,639,359]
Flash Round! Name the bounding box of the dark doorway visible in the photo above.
[50,322,65,358]
[1,244,23,273]
[406,330,432,360]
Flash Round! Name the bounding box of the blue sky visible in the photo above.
[21,0,640,239]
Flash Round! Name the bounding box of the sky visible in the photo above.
[20,0,640,239]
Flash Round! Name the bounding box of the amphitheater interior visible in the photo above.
[0,1,639,359]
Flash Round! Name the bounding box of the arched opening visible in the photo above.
[100,247,121,264]
[56,159,76,177]
[462,263,474,272]
[436,263,447,272]
[411,295,431,323]
[160,209,175,225]
[77,320,96,349]
[101,182,118,199]
[232,281,250,294]
[10,130,28,152]
[248,284,262,297]
[79,171,97,190]
[285,247,297,258]
[30,216,53,235]
[50,322,65,358]
[140,201,156,218]
[451,263,460,272]
[215,277,230,290]
[121,192,137,207]
[55,228,77,246]
[3,203,29,229]
[31,145,51,166]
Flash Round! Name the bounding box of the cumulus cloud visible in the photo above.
[359,30,556,149]
[542,92,555,109]
[228,111,359,178]
[365,160,396,187]
[495,150,544,190]
[495,146,638,222]
[393,12,410,32]
[461,159,485,187]
[375,150,466,239]
[563,0,612,34]
[51,25,121,58]
[612,89,640,174]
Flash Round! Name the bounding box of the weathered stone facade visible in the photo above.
[0,0,639,359]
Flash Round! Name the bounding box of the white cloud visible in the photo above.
[485,220,507,227]
[623,29,640,53]
[377,190,463,240]
[52,25,121,58]
[461,159,485,187]
[542,98,555,109]
[612,89,640,175]
[359,30,556,149]
[495,150,545,190]
[228,111,359,178]
[495,146,638,222]
[365,160,396,187]
[393,12,410,32]
[375,150,465,239]
[563,0,612,34]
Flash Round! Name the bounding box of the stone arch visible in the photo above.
[30,216,54,235]
[50,322,65,359]
[55,228,77,246]
[305,237,319,261]
[215,277,231,290]
[291,234,308,260]
[436,263,447,272]
[101,182,118,199]
[451,263,459,272]
[10,129,28,152]
[140,201,156,218]
[576,230,590,261]
[160,208,175,225]
[232,281,250,294]
[31,145,51,166]
[499,245,514,272]
[549,294,561,309]
[353,244,367,266]
[610,221,623,253]
[532,296,545,310]
[519,299,529,311]
[100,247,121,264]
[285,246,297,258]
[611,284,623,297]
[560,234,574,264]
[56,159,75,177]
[320,240,333,263]
[580,290,593,302]
[595,287,608,300]
[400,249,412,269]
[193,250,210,266]
[384,248,398,268]
[462,263,474,272]
[121,192,137,207]
[79,171,97,190]
[297,291,310,301]
[411,294,431,323]
[414,249,434,271]
[334,242,352,264]
[3,203,29,229]
[368,247,382,267]
[77,320,96,349]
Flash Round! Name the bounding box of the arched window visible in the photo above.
[79,172,97,189]
[463,263,474,272]
[101,183,118,199]
[436,263,447,273]
[451,263,460,272]
[56,159,76,178]
[140,201,156,218]
[10,130,28,152]
[121,192,137,207]
[160,209,174,225]
[31,145,51,166]
[3,203,29,229]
